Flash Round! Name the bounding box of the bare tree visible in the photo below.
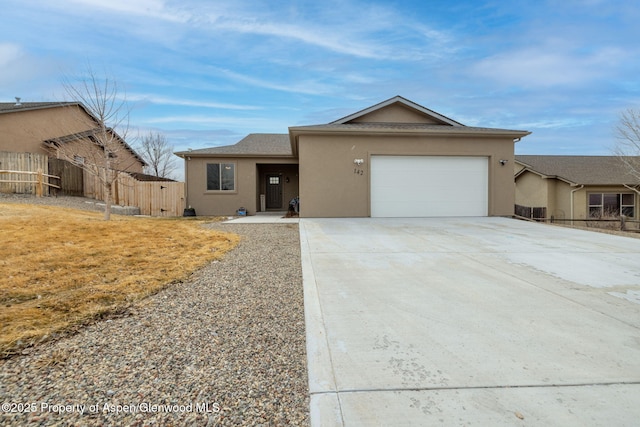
[614,108,640,181]
[45,66,139,220]
[137,131,177,179]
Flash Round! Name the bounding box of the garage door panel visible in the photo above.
[371,156,488,217]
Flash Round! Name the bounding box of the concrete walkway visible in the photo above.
[300,217,640,426]
[223,211,299,223]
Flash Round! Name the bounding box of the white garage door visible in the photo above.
[371,156,488,217]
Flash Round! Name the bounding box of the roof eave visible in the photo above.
[515,167,578,186]
[289,126,530,157]
[174,151,294,159]
[0,102,79,115]
[289,125,530,137]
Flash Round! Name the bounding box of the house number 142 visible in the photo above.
[354,168,364,175]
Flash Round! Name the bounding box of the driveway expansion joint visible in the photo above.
[310,380,640,396]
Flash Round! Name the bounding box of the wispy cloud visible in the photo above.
[470,44,626,88]
[3,0,638,157]
[142,114,283,130]
[0,43,63,97]
[210,18,385,60]
[127,93,262,110]
[65,0,189,23]
[59,0,452,62]
[213,68,338,96]
[0,43,22,68]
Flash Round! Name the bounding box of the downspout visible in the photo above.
[623,184,640,219]
[570,185,584,226]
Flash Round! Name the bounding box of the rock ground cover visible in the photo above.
[0,195,309,426]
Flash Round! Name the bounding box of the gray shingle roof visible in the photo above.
[290,122,529,135]
[175,134,292,157]
[516,155,640,185]
[0,101,77,114]
[173,96,531,159]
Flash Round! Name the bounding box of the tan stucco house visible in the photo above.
[515,155,640,220]
[176,96,530,218]
[0,100,145,173]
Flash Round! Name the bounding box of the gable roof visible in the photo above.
[515,155,640,186]
[174,134,292,158]
[289,96,530,156]
[331,95,464,126]
[177,97,530,159]
[44,128,147,166]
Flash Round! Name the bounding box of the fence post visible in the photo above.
[36,168,43,197]
[620,215,626,231]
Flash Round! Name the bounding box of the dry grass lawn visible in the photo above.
[0,203,240,357]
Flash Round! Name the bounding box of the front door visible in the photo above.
[266,174,282,209]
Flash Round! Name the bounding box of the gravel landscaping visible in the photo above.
[0,193,108,212]
[0,195,309,426]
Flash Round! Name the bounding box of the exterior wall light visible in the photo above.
[499,159,508,166]
[354,159,364,166]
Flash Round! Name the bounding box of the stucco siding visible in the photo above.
[0,105,96,155]
[298,134,515,218]
[185,156,298,216]
[550,184,636,220]
[546,179,559,218]
[350,104,441,124]
[551,181,572,220]
[515,171,548,207]
[516,179,640,221]
[57,138,143,173]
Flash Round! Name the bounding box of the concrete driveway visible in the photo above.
[299,217,640,426]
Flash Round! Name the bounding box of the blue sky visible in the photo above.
[2,0,640,161]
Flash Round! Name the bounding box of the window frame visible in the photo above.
[587,192,635,218]
[206,162,236,192]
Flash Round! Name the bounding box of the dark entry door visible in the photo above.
[266,174,282,209]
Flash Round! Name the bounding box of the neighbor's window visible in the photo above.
[73,155,85,165]
[207,163,235,191]
[588,193,635,218]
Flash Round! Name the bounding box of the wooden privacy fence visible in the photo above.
[48,158,83,196]
[0,152,184,216]
[84,170,185,217]
[0,151,50,194]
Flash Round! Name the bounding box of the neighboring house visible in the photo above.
[175,96,530,218]
[515,155,640,220]
[0,100,145,173]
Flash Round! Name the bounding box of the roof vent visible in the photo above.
[15,97,22,106]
